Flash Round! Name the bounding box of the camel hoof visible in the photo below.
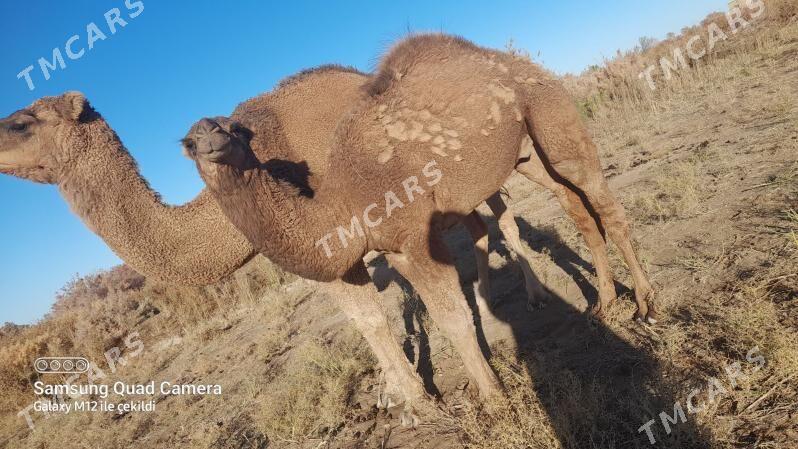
[633,291,659,324]
[402,394,443,427]
[376,388,399,411]
[633,310,659,325]
[400,408,421,428]
[645,307,659,324]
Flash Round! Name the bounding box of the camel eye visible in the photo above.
[230,123,253,142]
[181,138,196,152]
[10,122,28,132]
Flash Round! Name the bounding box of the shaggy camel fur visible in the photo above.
[223,65,549,311]
[0,92,252,284]
[0,69,545,311]
[184,33,655,412]
[0,69,374,284]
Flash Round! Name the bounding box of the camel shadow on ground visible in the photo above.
[369,212,714,449]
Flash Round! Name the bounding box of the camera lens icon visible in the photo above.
[49,360,61,371]
[62,360,75,371]
[35,359,49,372]
[75,359,88,372]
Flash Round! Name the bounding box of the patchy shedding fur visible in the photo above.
[187,33,656,411]
[365,33,488,96]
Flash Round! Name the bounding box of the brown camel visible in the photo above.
[0,68,547,311]
[0,76,538,417]
[224,66,550,312]
[0,72,362,285]
[183,32,655,414]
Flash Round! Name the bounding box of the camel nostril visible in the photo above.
[197,118,220,134]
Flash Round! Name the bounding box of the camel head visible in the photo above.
[0,91,95,183]
[182,117,257,174]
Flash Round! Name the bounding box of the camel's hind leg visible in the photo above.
[523,90,655,322]
[484,192,551,311]
[386,232,502,399]
[514,143,617,317]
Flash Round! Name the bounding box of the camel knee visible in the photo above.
[609,215,631,238]
[574,177,630,228]
[595,197,632,240]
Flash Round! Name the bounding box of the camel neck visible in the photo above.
[207,163,366,282]
[57,119,253,284]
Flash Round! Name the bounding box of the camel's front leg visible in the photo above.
[386,232,503,399]
[326,263,432,418]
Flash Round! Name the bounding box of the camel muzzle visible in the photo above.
[193,119,237,163]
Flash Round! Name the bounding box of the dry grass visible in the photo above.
[564,4,797,123]
[767,0,798,24]
[256,328,375,445]
[632,160,702,223]
[455,344,560,449]
[662,254,798,446]
[0,257,289,442]
[787,209,798,250]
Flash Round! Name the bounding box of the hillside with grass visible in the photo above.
[1,3,797,448]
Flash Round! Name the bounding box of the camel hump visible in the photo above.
[276,64,366,89]
[365,33,487,97]
[233,64,366,119]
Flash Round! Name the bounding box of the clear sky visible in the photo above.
[0,0,727,324]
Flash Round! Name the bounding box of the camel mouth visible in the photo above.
[195,135,236,160]
[189,119,239,164]
[186,118,253,168]
[200,148,234,164]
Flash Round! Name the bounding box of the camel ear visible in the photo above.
[60,91,90,122]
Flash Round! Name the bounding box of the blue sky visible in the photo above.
[0,0,726,324]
